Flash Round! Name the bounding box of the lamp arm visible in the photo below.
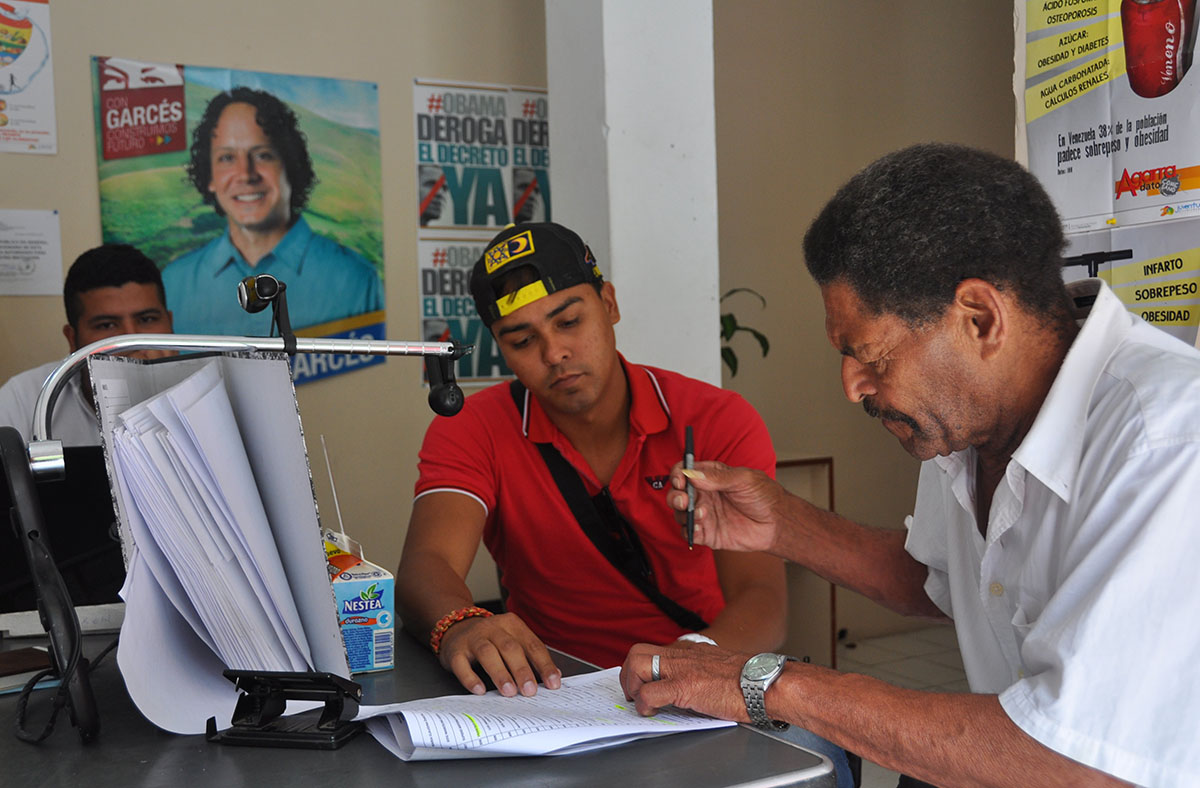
[28,333,471,479]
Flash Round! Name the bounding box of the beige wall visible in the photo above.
[1,1,1016,634]
[713,0,1016,638]
[0,0,546,592]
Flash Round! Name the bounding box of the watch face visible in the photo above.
[744,653,781,681]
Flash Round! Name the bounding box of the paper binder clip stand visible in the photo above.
[13,277,472,748]
[204,670,364,750]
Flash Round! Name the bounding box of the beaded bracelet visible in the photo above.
[430,605,494,654]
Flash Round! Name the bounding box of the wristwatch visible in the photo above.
[740,652,798,730]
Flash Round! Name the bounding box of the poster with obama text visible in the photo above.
[93,57,385,384]
[414,78,549,383]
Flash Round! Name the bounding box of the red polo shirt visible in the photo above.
[414,357,776,667]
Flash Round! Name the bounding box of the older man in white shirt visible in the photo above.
[621,144,1200,788]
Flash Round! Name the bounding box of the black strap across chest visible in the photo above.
[508,380,708,632]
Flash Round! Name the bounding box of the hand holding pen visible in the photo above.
[669,460,787,555]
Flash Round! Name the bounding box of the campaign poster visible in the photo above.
[414,80,512,230]
[0,0,56,154]
[418,236,512,381]
[1021,0,1200,231]
[1063,217,1200,345]
[92,57,385,385]
[509,87,551,224]
[414,79,551,384]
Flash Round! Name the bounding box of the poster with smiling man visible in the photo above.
[92,57,384,384]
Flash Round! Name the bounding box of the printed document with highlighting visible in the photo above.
[357,667,735,760]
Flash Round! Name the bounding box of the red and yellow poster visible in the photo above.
[1019,0,1200,344]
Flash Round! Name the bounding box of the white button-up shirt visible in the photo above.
[0,359,101,446]
[905,280,1200,787]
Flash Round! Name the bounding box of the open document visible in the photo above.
[357,667,735,760]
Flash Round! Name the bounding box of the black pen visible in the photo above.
[685,425,695,549]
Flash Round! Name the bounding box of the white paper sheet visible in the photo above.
[110,361,310,672]
[0,209,62,295]
[356,668,735,760]
[92,353,351,734]
[116,548,239,734]
[157,364,310,667]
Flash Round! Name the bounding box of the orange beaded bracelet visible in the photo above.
[429,605,494,654]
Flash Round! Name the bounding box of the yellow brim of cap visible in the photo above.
[496,279,550,317]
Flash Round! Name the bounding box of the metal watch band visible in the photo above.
[740,654,799,730]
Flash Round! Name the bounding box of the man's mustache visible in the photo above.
[863,397,921,432]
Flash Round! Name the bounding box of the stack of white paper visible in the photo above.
[109,361,311,673]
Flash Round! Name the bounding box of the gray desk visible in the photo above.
[2,632,833,787]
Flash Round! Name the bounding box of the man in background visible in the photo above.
[163,86,382,336]
[0,243,173,446]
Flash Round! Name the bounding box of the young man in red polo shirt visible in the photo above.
[397,221,790,691]
[398,222,853,787]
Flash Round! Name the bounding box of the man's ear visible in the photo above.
[953,279,1007,360]
[63,323,78,353]
[600,281,620,326]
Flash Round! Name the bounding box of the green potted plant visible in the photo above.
[720,287,769,376]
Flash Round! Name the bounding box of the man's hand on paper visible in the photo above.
[620,642,756,724]
[439,611,562,697]
[666,461,785,554]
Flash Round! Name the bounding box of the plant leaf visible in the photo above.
[720,313,738,341]
[727,325,770,357]
[721,346,739,376]
[743,326,770,357]
[720,287,767,308]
